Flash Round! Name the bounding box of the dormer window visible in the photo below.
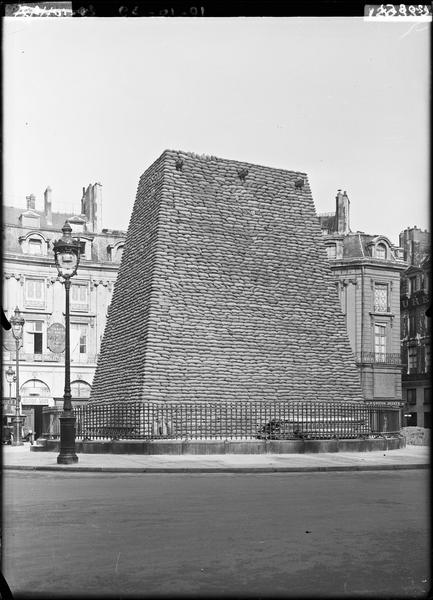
[107,242,125,263]
[28,238,42,255]
[116,245,124,262]
[75,237,92,260]
[69,218,86,233]
[376,243,387,260]
[20,233,47,256]
[20,211,41,229]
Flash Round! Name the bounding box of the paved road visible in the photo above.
[3,470,429,597]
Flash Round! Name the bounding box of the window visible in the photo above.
[71,283,89,311]
[424,388,430,405]
[108,244,125,263]
[326,244,336,259]
[408,346,418,373]
[424,273,430,293]
[24,321,43,355]
[71,324,88,361]
[116,246,124,262]
[407,389,417,405]
[402,315,408,338]
[79,241,86,256]
[70,221,84,233]
[409,315,416,337]
[71,380,91,399]
[374,324,386,361]
[28,238,42,255]
[20,379,50,400]
[25,278,45,308]
[376,243,387,259]
[424,412,431,428]
[374,283,388,312]
[406,412,417,426]
[425,344,431,373]
[409,276,419,295]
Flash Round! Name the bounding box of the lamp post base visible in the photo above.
[57,454,79,464]
[57,412,79,464]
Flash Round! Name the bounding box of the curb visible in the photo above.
[4,463,428,474]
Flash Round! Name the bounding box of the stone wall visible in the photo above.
[91,150,364,403]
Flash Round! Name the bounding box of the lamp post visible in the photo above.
[53,221,81,464]
[6,365,15,407]
[6,366,16,442]
[10,308,25,446]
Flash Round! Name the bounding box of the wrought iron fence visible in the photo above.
[42,400,403,441]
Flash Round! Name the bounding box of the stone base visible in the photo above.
[31,436,406,454]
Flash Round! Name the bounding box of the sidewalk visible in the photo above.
[3,443,430,473]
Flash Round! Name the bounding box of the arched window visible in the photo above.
[21,379,51,398]
[71,380,91,398]
[116,245,124,262]
[28,238,42,255]
[376,243,387,259]
[20,233,47,256]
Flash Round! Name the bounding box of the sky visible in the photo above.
[3,17,430,244]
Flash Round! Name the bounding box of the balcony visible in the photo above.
[71,354,99,364]
[17,352,61,363]
[5,352,99,364]
[373,305,391,314]
[354,352,402,365]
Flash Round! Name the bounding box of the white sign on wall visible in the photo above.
[21,397,55,407]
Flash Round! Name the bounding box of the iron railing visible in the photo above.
[7,352,61,363]
[71,354,99,364]
[354,352,402,365]
[5,352,99,364]
[42,400,403,441]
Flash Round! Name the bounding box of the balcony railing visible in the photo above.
[373,305,391,313]
[71,354,99,364]
[354,352,402,365]
[4,352,99,364]
[15,352,61,362]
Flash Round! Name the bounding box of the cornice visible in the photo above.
[3,254,120,272]
[330,258,407,272]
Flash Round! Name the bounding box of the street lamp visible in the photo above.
[53,221,81,464]
[6,365,15,404]
[10,307,25,446]
[6,366,16,442]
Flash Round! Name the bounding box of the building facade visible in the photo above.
[2,185,125,437]
[318,191,406,403]
[399,227,431,427]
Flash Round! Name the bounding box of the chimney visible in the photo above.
[92,182,103,232]
[26,194,36,211]
[81,186,86,215]
[44,186,52,226]
[335,190,350,235]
